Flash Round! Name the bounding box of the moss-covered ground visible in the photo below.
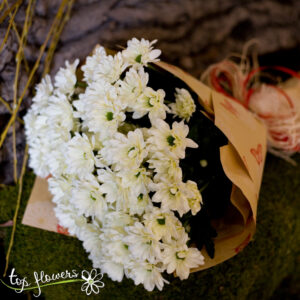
[0,154,299,300]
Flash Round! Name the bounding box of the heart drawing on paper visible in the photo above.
[220,98,239,117]
[250,143,263,165]
[57,224,69,235]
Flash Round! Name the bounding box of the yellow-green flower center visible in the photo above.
[167,135,176,146]
[156,217,165,225]
[106,112,113,121]
[176,251,186,260]
[135,54,142,63]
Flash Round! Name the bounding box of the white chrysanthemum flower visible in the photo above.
[168,221,190,245]
[73,80,125,139]
[88,132,104,151]
[45,93,74,132]
[117,67,149,107]
[24,110,51,177]
[102,211,136,232]
[122,38,161,67]
[143,207,178,241]
[162,244,204,280]
[151,180,191,217]
[169,88,196,122]
[147,119,198,159]
[84,50,127,84]
[186,180,202,215]
[27,141,50,177]
[48,175,73,205]
[54,59,79,95]
[40,135,71,177]
[101,129,148,170]
[97,256,125,282]
[23,108,40,142]
[119,167,152,196]
[132,87,169,123]
[127,191,153,216]
[65,133,95,178]
[126,261,168,291]
[148,152,182,183]
[96,52,128,84]
[46,142,69,177]
[25,120,71,177]
[79,222,102,258]
[54,202,87,236]
[23,110,46,148]
[82,46,107,83]
[100,228,131,266]
[31,75,53,112]
[25,92,80,177]
[70,176,107,221]
[124,222,162,263]
[97,168,130,211]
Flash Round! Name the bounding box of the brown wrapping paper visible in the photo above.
[22,61,267,272]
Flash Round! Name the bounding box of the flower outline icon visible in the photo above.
[81,269,104,295]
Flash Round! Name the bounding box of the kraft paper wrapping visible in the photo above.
[22,61,267,272]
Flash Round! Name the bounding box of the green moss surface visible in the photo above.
[0,154,299,300]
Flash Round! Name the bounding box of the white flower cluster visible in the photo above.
[24,38,204,291]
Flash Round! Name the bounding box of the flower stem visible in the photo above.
[75,81,88,89]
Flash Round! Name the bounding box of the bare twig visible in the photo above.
[0,3,19,53]
[3,144,28,277]
[0,0,69,149]
[43,0,74,76]
[12,0,34,183]
[0,96,24,125]
[0,0,23,25]
[3,0,31,73]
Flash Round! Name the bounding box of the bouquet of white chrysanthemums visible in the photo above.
[24,38,224,291]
